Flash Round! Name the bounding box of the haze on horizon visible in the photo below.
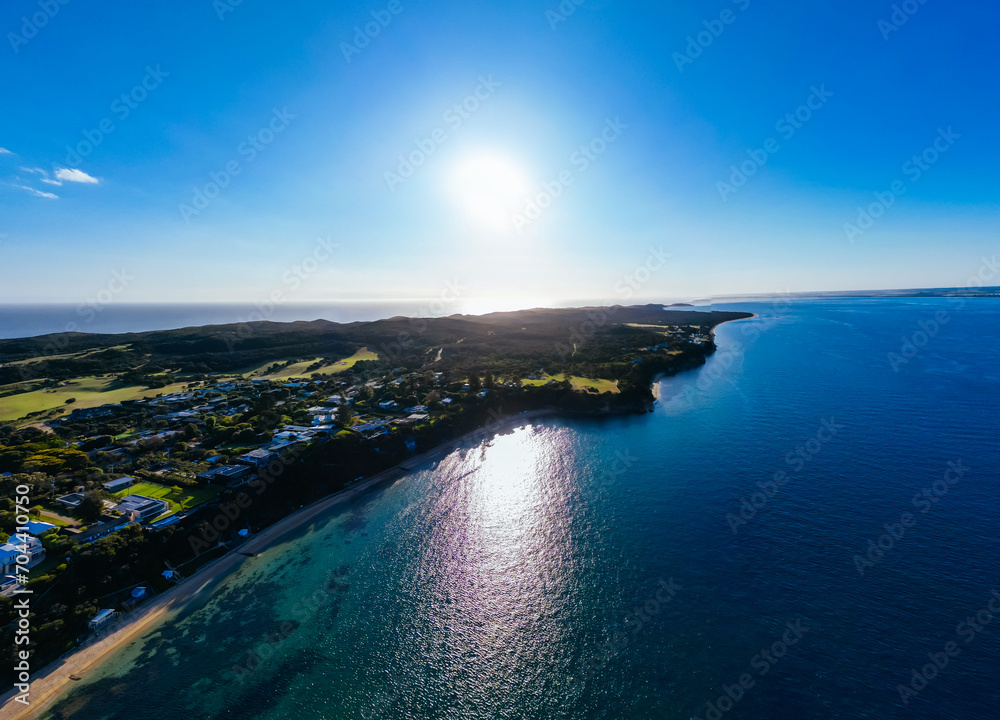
[1,0,997,307]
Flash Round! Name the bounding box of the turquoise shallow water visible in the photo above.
[42,299,1000,720]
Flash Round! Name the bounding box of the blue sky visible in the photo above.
[1,0,997,307]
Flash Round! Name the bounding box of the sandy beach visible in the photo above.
[0,409,554,720]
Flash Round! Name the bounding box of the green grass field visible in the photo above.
[0,376,194,423]
[521,373,620,394]
[116,481,220,514]
[247,348,380,380]
[36,512,72,527]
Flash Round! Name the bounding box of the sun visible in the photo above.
[449,153,531,232]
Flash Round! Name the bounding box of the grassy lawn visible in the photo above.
[8,345,133,366]
[320,347,378,373]
[521,373,620,394]
[0,375,194,423]
[116,481,220,512]
[247,348,380,380]
[36,512,72,527]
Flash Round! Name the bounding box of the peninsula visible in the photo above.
[0,304,751,704]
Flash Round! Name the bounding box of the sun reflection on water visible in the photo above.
[401,424,583,702]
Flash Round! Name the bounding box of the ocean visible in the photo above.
[39,298,1000,720]
[0,303,443,340]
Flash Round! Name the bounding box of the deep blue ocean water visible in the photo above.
[0,303,438,339]
[38,298,1000,720]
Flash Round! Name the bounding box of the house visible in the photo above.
[407,413,430,422]
[441,398,453,406]
[404,405,428,413]
[114,495,169,522]
[209,464,255,487]
[237,449,278,468]
[89,609,117,631]
[103,476,136,493]
[68,405,118,421]
[124,586,150,610]
[56,493,85,509]
[267,440,299,453]
[0,535,45,574]
[477,389,489,398]
[378,400,399,410]
[73,518,130,545]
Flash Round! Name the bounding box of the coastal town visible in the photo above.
[0,305,749,689]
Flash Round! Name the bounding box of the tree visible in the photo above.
[483,371,494,389]
[337,405,354,427]
[357,385,374,402]
[468,374,482,392]
[64,398,76,404]
[78,491,105,523]
[183,423,198,440]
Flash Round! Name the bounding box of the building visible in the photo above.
[407,413,430,422]
[55,493,84,509]
[89,609,117,631]
[205,464,255,488]
[237,449,278,468]
[378,400,399,410]
[114,495,169,522]
[124,586,150,610]
[73,518,130,545]
[0,535,45,574]
[103,476,136,492]
[68,405,118,421]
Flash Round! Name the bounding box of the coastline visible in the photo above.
[0,314,752,719]
[0,409,556,720]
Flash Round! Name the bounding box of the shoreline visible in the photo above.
[0,409,556,720]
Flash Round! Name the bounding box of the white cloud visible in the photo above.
[54,167,99,184]
[19,167,46,175]
[0,148,12,155]
[40,178,62,185]
[20,185,58,199]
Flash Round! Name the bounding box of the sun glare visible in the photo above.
[450,153,530,232]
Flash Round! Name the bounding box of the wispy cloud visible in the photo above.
[19,166,47,175]
[0,148,12,155]
[54,167,99,184]
[20,185,58,199]
[40,178,62,185]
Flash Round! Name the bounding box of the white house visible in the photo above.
[103,476,136,492]
[378,400,399,410]
[114,495,169,522]
[0,535,45,574]
[89,609,117,631]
